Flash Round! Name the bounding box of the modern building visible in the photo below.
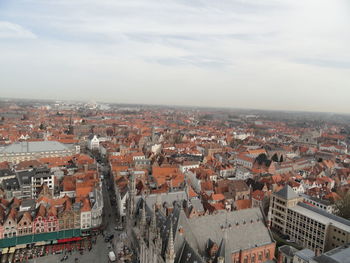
[30,168,55,199]
[300,194,335,214]
[0,141,79,164]
[268,185,350,253]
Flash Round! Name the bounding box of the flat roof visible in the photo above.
[0,141,69,154]
[290,203,350,232]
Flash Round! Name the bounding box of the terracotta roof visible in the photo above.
[252,190,265,201]
[235,199,252,210]
[36,204,46,218]
[210,193,225,201]
[81,198,91,212]
[48,205,57,217]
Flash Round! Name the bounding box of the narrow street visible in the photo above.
[28,160,131,263]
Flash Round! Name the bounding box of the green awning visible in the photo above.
[0,229,83,249]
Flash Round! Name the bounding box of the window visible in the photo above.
[243,256,248,263]
[258,253,263,261]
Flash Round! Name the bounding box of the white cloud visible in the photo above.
[0,21,36,39]
[0,0,349,112]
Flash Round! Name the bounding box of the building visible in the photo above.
[0,141,79,164]
[268,185,350,253]
[0,169,16,184]
[277,245,298,263]
[293,249,315,263]
[90,187,104,228]
[313,243,350,263]
[30,168,55,199]
[87,135,100,150]
[80,199,92,230]
[278,243,350,263]
[300,194,335,214]
[128,188,276,263]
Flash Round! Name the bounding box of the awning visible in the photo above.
[2,247,8,254]
[57,237,82,243]
[8,247,16,253]
[15,244,27,249]
[35,241,46,246]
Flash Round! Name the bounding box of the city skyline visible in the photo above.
[1,0,350,113]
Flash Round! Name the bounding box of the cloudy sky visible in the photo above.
[0,0,349,112]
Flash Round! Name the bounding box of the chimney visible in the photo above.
[218,256,224,263]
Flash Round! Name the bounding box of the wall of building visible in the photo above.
[232,243,276,263]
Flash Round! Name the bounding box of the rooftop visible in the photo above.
[0,141,69,154]
[314,244,350,263]
[184,207,273,255]
[275,185,299,200]
[294,248,315,261]
[290,202,350,232]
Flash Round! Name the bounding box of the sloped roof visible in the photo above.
[275,185,299,200]
[174,206,274,258]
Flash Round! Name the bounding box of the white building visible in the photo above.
[180,162,199,173]
[235,166,252,180]
[87,135,100,150]
[31,172,55,199]
[91,187,104,228]
[80,199,92,230]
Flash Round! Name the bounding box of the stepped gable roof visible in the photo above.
[36,204,46,218]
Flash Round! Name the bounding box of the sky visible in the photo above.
[0,0,350,113]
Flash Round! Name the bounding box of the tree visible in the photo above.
[279,155,284,163]
[39,123,46,130]
[335,191,350,220]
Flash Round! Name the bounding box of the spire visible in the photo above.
[166,219,175,263]
[155,228,162,253]
[128,173,136,217]
[140,200,146,229]
[151,204,157,233]
[148,204,157,244]
[185,175,189,204]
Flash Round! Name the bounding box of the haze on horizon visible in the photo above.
[0,0,349,113]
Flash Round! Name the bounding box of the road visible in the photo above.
[30,235,110,263]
